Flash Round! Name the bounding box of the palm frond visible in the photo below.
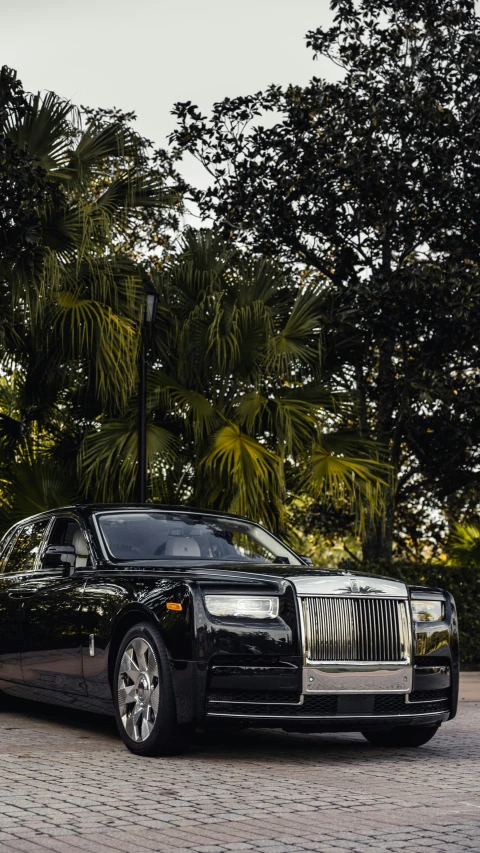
[268,287,324,373]
[446,521,480,566]
[6,91,79,175]
[201,423,281,523]
[149,371,220,438]
[304,444,391,532]
[80,419,179,502]
[0,458,79,528]
[52,291,139,404]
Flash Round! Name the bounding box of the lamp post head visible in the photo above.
[140,272,158,325]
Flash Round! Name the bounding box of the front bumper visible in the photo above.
[196,581,459,728]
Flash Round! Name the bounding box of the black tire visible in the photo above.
[113,621,192,756]
[362,723,440,748]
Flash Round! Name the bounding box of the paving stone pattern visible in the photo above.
[0,698,479,853]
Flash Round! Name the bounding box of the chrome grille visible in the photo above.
[302,597,411,663]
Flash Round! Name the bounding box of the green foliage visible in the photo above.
[0,67,59,288]
[0,458,79,528]
[1,70,179,407]
[0,70,180,524]
[81,229,387,532]
[446,522,480,567]
[172,0,480,560]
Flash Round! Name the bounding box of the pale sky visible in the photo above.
[1,0,335,190]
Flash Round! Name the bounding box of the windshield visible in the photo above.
[96,511,300,564]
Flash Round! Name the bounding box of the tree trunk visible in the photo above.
[362,486,395,563]
[361,337,396,564]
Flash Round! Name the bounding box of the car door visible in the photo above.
[0,518,51,689]
[20,515,89,698]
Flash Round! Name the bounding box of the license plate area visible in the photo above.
[303,664,413,694]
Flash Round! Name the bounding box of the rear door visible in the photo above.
[0,518,51,688]
[20,515,89,697]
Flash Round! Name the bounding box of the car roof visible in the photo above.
[9,504,256,527]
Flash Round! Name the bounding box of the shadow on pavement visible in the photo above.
[1,694,460,762]
[0,694,119,738]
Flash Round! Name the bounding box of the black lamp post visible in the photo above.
[137,274,158,503]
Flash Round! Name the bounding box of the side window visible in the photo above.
[47,517,81,547]
[3,519,51,575]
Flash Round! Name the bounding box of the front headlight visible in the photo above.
[411,599,444,623]
[204,594,279,619]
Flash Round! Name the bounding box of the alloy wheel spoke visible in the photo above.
[120,649,139,673]
[117,683,137,711]
[130,637,150,672]
[132,701,145,726]
[150,683,160,714]
[123,713,139,741]
[140,714,154,740]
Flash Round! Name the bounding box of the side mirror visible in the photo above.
[298,555,314,567]
[42,544,76,570]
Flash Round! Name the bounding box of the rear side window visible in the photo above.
[3,519,51,575]
[47,517,81,547]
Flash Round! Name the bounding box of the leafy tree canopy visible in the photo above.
[171,0,480,560]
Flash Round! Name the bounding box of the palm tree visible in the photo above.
[81,229,388,535]
[0,83,178,522]
[3,87,178,404]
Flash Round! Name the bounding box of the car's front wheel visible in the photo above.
[113,621,192,756]
[362,723,440,748]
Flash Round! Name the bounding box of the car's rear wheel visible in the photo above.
[113,621,192,756]
[362,723,440,748]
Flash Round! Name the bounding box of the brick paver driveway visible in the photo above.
[0,698,479,853]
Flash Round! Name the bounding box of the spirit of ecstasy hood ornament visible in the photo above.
[339,576,386,595]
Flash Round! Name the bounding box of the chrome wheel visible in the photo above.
[117,637,160,742]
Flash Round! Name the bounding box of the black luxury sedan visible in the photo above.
[0,505,458,756]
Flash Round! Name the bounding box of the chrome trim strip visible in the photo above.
[211,664,298,671]
[302,660,412,668]
[414,665,449,675]
[207,696,304,706]
[405,696,448,704]
[207,711,448,720]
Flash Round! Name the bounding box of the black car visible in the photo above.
[0,504,458,756]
